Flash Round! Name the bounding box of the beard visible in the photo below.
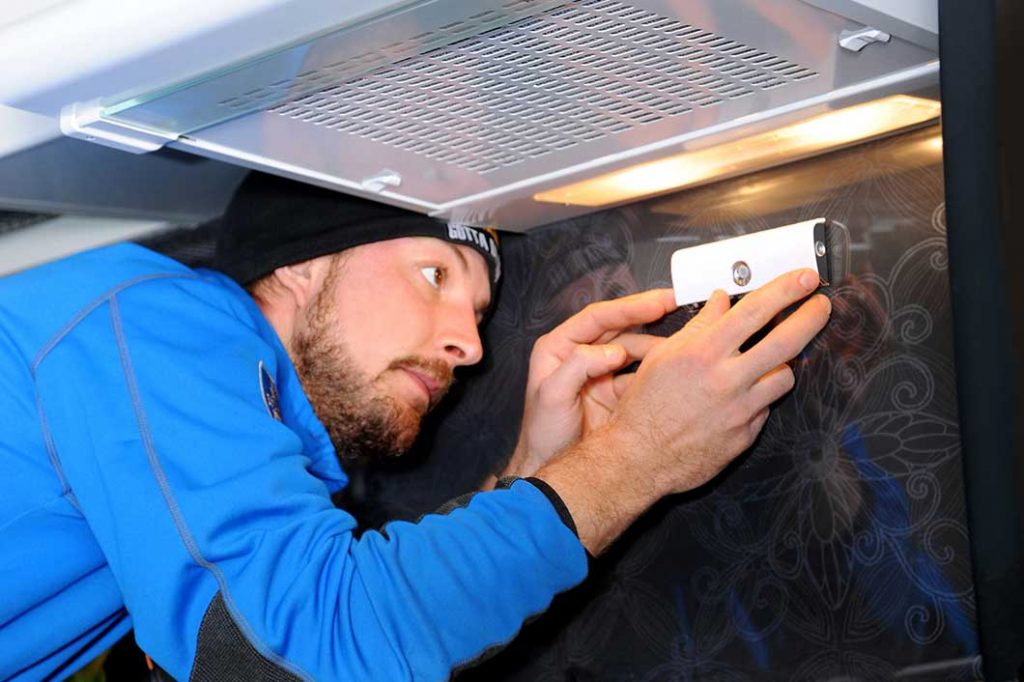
[291,259,453,460]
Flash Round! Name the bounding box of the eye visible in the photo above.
[420,266,446,289]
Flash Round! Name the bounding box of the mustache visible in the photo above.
[387,356,455,408]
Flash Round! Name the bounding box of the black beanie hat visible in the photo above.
[215,172,501,295]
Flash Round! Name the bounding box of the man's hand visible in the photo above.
[535,269,832,555]
[501,289,676,481]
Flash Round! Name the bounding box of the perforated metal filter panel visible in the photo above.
[270,0,817,175]
[216,0,561,116]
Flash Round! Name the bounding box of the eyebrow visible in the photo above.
[446,241,470,274]
[444,242,490,318]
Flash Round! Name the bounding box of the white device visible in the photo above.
[670,218,834,306]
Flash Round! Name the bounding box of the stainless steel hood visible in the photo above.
[0,0,939,231]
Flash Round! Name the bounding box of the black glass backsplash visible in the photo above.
[340,125,980,681]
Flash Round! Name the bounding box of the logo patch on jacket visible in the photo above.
[258,361,282,421]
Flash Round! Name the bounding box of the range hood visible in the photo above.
[0,0,939,231]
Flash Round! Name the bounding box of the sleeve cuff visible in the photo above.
[495,475,578,539]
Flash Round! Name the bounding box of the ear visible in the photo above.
[271,256,331,310]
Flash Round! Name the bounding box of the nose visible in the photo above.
[440,303,484,368]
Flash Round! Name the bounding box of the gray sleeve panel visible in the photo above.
[431,490,478,517]
[432,476,580,538]
[432,476,579,538]
[189,593,302,682]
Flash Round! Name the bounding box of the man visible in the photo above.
[0,173,830,681]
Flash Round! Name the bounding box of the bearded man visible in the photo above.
[0,172,830,681]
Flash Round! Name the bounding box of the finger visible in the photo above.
[607,332,663,362]
[748,408,771,441]
[536,344,632,408]
[739,294,831,383]
[746,364,796,409]
[713,269,821,353]
[612,372,634,399]
[695,288,731,326]
[665,289,730,343]
[553,289,677,346]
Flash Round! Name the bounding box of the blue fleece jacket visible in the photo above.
[0,243,587,681]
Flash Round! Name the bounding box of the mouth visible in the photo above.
[399,367,443,408]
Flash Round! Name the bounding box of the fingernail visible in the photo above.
[799,271,818,291]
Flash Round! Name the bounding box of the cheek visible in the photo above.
[329,281,432,370]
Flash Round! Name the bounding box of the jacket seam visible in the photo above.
[30,272,199,372]
[29,273,200,512]
[34,386,81,511]
[108,293,313,682]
